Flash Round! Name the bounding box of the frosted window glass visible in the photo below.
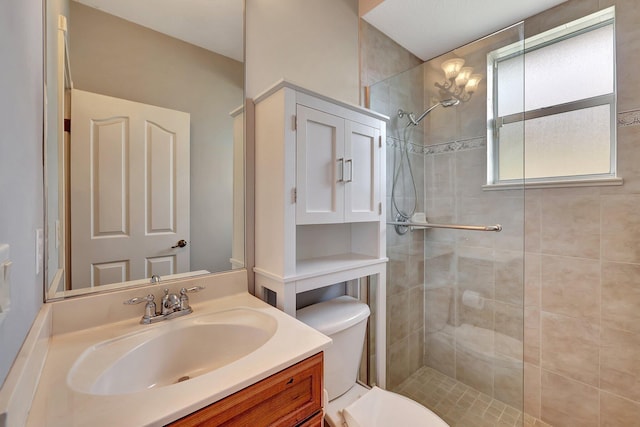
[497,56,524,118]
[500,105,611,180]
[498,122,524,181]
[498,24,614,116]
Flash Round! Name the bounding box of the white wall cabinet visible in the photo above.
[252,81,388,387]
[296,105,380,225]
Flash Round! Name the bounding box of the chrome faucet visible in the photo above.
[124,286,204,324]
[161,289,181,315]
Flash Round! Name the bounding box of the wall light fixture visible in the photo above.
[434,58,483,102]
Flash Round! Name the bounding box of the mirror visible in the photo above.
[44,0,244,300]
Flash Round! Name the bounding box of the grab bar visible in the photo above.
[387,221,502,232]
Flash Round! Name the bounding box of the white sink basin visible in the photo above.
[67,308,278,396]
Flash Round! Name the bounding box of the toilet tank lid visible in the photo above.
[296,295,370,336]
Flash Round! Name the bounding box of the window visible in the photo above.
[487,7,618,187]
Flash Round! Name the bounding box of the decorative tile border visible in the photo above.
[386,108,640,154]
[618,109,640,127]
[387,108,640,154]
[386,135,486,156]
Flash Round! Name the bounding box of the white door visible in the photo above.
[70,89,190,288]
[296,105,345,224]
[344,121,380,222]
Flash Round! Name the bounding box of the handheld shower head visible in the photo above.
[440,98,460,108]
[408,98,460,126]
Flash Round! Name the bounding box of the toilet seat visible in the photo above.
[326,384,449,427]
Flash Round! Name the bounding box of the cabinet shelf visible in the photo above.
[296,254,386,281]
[254,254,387,284]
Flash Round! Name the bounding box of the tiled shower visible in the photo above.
[361,0,640,425]
[369,21,527,425]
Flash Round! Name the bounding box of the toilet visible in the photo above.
[296,295,449,427]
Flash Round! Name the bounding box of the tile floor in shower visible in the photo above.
[393,366,552,427]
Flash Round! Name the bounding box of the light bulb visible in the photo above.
[441,58,465,80]
[465,74,483,94]
[455,67,473,87]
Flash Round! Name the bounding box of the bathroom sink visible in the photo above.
[67,308,278,396]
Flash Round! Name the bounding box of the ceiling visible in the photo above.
[73,0,570,66]
[362,0,569,61]
[73,0,244,62]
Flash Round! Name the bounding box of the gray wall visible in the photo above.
[0,0,44,386]
[68,2,244,275]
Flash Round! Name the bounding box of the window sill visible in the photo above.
[483,176,623,190]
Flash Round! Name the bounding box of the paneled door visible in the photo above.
[70,89,190,288]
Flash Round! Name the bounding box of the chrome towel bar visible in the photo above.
[387,221,502,232]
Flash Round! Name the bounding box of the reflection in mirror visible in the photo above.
[44,0,244,300]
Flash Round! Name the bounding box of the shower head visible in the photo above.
[408,98,460,126]
[440,98,460,108]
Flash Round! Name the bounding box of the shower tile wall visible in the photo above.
[423,146,525,409]
[361,20,428,390]
[420,31,525,410]
[419,1,640,422]
[359,20,422,102]
[377,66,427,390]
[521,1,640,425]
[363,0,640,423]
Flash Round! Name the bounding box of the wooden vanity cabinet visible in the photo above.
[168,353,323,427]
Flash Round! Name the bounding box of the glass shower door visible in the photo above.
[369,22,526,427]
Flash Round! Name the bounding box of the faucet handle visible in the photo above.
[124,294,157,322]
[124,294,155,305]
[179,286,204,311]
[181,286,205,294]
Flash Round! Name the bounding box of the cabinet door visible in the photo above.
[296,105,345,224]
[344,121,380,222]
[168,353,323,427]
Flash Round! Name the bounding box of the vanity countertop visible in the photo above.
[26,291,331,426]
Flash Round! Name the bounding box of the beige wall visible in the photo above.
[68,2,244,274]
[245,0,360,104]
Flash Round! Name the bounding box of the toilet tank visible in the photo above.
[296,296,370,400]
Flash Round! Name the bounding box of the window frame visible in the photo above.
[486,8,619,189]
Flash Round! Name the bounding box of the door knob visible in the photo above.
[171,239,188,248]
